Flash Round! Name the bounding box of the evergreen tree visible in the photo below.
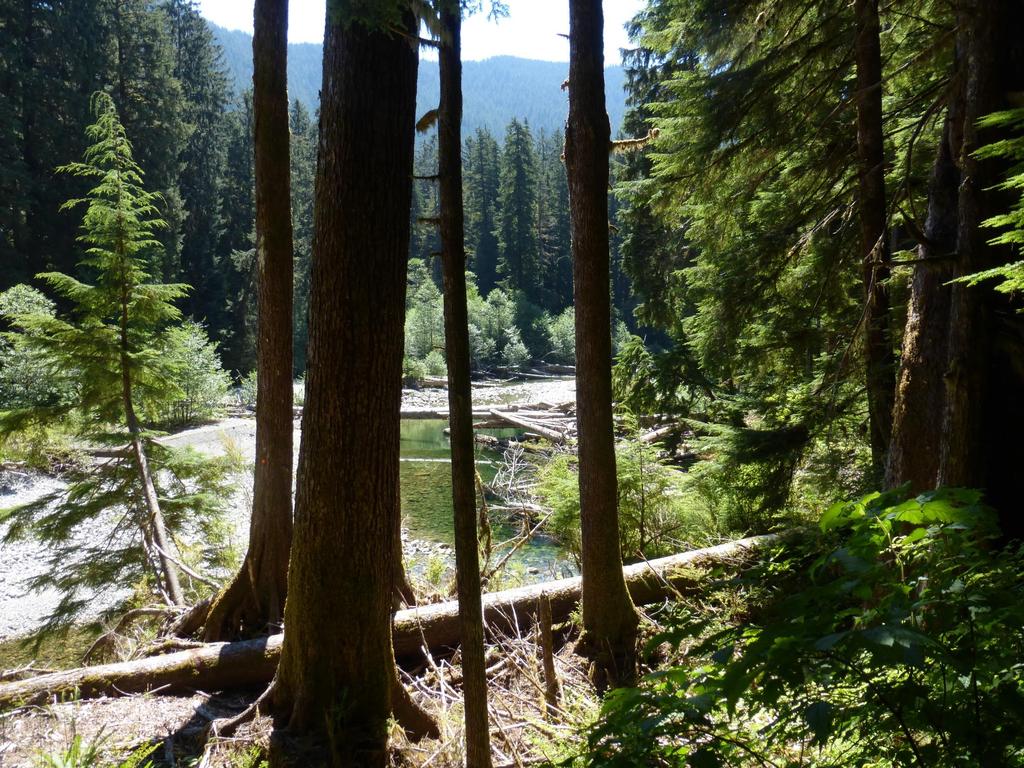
[536,129,572,311]
[108,0,190,282]
[161,0,230,330]
[203,0,293,642]
[495,118,540,300]
[216,91,257,375]
[463,126,501,294]
[1,93,233,628]
[273,6,437,760]
[290,99,316,373]
[566,0,638,684]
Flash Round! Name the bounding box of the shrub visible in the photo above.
[546,307,575,364]
[0,285,77,410]
[238,369,258,407]
[501,327,530,370]
[577,488,1024,767]
[156,320,231,425]
[423,349,447,377]
[537,434,711,566]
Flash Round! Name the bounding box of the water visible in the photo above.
[399,419,570,580]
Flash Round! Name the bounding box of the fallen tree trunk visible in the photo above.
[639,423,684,445]
[487,409,566,444]
[0,535,777,708]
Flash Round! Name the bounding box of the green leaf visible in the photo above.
[804,700,834,744]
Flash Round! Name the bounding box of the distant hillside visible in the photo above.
[211,24,628,138]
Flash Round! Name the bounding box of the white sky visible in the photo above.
[196,0,645,63]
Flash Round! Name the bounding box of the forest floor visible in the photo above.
[0,622,599,767]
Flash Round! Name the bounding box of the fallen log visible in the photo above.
[639,423,684,444]
[487,409,566,444]
[0,535,777,709]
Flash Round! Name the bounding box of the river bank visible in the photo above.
[0,377,575,641]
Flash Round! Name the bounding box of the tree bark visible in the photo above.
[0,535,776,710]
[854,0,895,476]
[204,0,293,642]
[565,0,638,685]
[121,290,183,606]
[938,0,1024,536]
[438,6,492,767]
[270,9,420,765]
[885,120,957,491]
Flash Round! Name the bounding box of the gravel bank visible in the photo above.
[0,378,575,641]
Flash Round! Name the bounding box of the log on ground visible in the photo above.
[0,535,777,709]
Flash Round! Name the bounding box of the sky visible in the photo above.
[196,0,646,63]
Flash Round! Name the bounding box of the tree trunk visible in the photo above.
[121,292,183,606]
[885,120,958,491]
[565,0,638,685]
[271,10,420,765]
[204,0,293,642]
[438,6,492,766]
[0,535,776,709]
[854,0,894,476]
[938,0,1024,537]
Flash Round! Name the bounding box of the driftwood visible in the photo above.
[639,423,684,445]
[486,410,566,444]
[0,535,776,709]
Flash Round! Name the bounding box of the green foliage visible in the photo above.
[538,431,718,566]
[404,260,445,361]
[238,369,258,408]
[545,307,575,365]
[0,93,236,633]
[423,349,448,377]
[3,91,188,431]
[954,108,1024,300]
[34,734,156,768]
[574,488,1024,766]
[157,320,231,425]
[0,285,78,411]
[501,327,530,371]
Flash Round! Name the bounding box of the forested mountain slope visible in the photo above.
[211,24,628,136]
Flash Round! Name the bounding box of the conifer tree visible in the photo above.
[436,2,492,763]
[203,0,292,641]
[496,118,540,298]
[1,93,234,623]
[272,4,437,761]
[464,127,501,294]
[566,0,638,684]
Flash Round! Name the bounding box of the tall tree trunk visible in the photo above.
[854,0,894,476]
[938,0,1024,536]
[438,6,492,766]
[885,120,958,491]
[271,9,420,765]
[204,0,293,642]
[565,0,638,686]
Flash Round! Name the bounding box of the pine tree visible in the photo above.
[566,0,638,685]
[496,118,540,300]
[161,0,230,330]
[290,99,316,373]
[464,126,501,294]
[436,3,492,763]
[272,6,437,760]
[202,0,293,642]
[1,93,234,630]
[108,0,190,282]
[216,91,257,375]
